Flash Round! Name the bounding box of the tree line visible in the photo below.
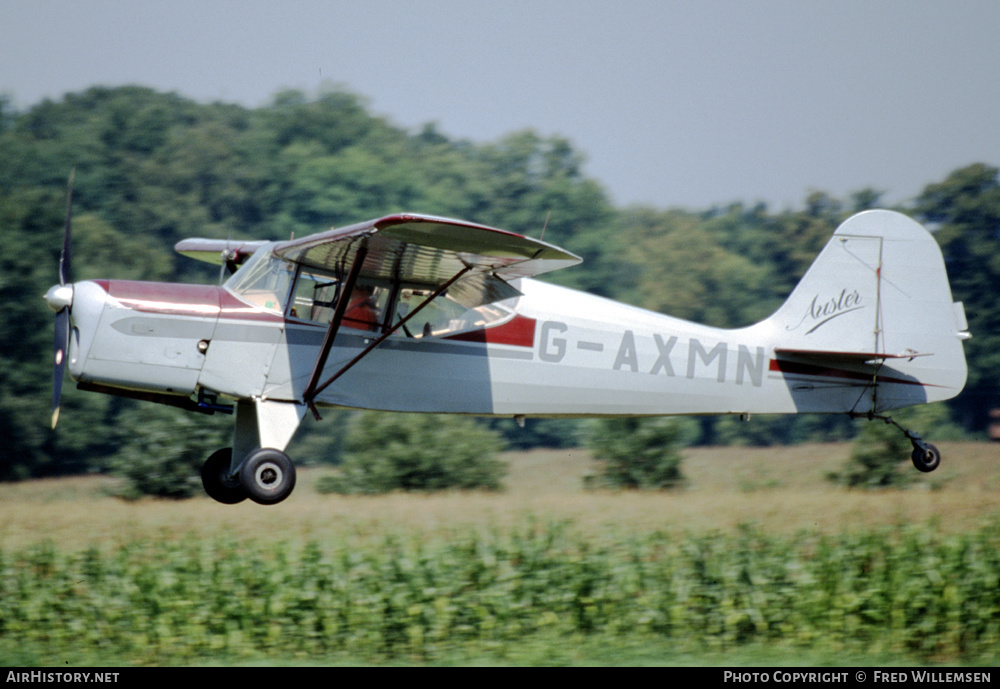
[1,86,997,482]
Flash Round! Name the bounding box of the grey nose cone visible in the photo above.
[45,283,74,312]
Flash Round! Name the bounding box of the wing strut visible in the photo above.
[302,261,472,420]
[302,242,369,418]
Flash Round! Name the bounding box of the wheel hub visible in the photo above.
[255,463,282,489]
[238,448,296,505]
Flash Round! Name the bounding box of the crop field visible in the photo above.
[1,442,999,666]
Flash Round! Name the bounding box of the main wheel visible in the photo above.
[201,448,247,504]
[239,448,296,505]
[911,443,941,473]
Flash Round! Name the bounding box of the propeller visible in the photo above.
[47,169,75,429]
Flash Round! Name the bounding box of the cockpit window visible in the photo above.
[289,270,339,323]
[289,269,391,332]
[290,273,512,338]
[228,248,513,337]
[224,245,294,314]
[395,289,512,338]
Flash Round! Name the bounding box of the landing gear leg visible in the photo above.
[855,413,942,473]
[205,399,303,505]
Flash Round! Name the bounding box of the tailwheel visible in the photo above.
[239,448,296,505]
[201,448,247,504]
[911,442,941,473]
[852,412,943,474]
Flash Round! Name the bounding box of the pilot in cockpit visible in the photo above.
[343,284,381,332]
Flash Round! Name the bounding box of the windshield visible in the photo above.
[224,244,294,314]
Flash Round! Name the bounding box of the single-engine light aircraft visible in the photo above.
[46,189,970,505]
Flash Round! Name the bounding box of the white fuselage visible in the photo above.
[263,278,930,418]
[69,276,785,417]
[69,214,968,422]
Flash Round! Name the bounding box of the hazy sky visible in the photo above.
[3,0,998,211]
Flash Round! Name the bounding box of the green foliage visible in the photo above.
[287,409,354,466]
[617,208,780,327]
[713,414,857,447]
[317,412,505,494]
[829,419,913,489]
[915,164,1000,432]
[829,404,971,490]
[587,417,689,489]
[105,403,232,500]
[485,417,587,450]
[2,522,998,664]
[894,401,972,442]
[0,85,996,481]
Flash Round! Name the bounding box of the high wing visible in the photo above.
[270,213,581,307]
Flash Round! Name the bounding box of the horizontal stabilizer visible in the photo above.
[774,347,929,363]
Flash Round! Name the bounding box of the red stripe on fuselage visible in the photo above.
[106,281,221,316]
[101,281,283,323]
[445,314,537,347]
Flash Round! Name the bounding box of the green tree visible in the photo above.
[2,84,995,483]
[106,403,232,500]
[637,222,773,326]
[915,164,1000,432]
[586,417,687,490]
[828,418,912,489]
[319,412,506,494]
[485,417,586,450]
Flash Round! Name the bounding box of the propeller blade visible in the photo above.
[52,169,75,429]
[52,308,69,429]
[59,169,74,286]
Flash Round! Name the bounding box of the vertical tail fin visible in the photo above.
[766,210,969,412]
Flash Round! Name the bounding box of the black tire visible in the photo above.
[239,448,296,505]
[201,448,247,504]
[911,443,941,473]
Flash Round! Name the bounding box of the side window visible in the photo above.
[342,284,389,333]
[394,290,512,338]
[286,271,512,338]
[288,269,390,333]
[289,271,339,323]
